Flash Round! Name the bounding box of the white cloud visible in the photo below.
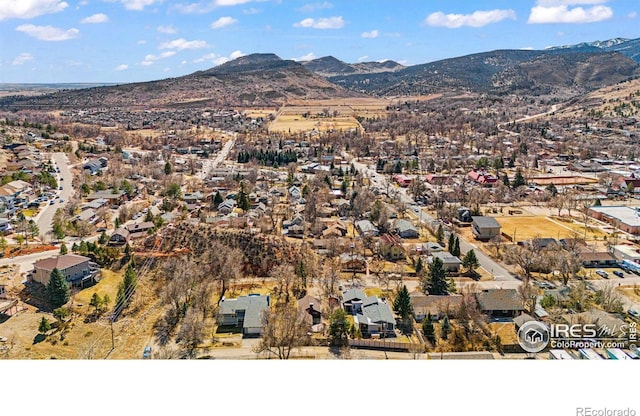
[628,11,637,19]
[294,16,345,29]
[535,0,608,5]
[12,53,34,66]
[193,50,245,65]
[157,25,178,34]
[141,50,176,66]
[81,13,109,24]
[16,24,80,41]
[112,0,163,11]
[137,39,147,44]
[215,0,255,5]
[243,7,260,14]
[528,4,613,23]
[297,2,333,13]
[0,0,68,21]
[293,52,317,61]
[159,38,208,50]
[361,29,379,39]
[229,50,245,60]
[210,16,238,29]
[424,9,517,28]
[114,64,129,71]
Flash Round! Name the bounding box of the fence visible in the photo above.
[349,339,426,353]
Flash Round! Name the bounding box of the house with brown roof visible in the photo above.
[108,227,130,246]
[410,293,463,322]
[579,251,617,268]
[126,221,155,239]
[476,289,524,319]
[32,254,93,287]
[298,295,322,328]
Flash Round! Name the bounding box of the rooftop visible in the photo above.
[589,206,640,227]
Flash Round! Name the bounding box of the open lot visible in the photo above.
[495,215,602,242]
[268,98,389,133]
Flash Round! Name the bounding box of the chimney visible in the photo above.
[309,302,314,311]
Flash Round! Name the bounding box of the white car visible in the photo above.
[628,309,640,318]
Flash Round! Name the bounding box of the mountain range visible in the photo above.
[2,37,640,109]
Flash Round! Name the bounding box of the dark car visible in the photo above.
[613,270,624,278]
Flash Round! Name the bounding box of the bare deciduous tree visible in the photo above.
[252,303,311,359]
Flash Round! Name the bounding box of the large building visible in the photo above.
[32,254,93,287]
[588,206,640,235]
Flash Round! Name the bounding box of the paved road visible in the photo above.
[198,133,236,180]
[349,158,517,282]
[34,152,74,237]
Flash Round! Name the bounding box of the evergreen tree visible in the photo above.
[164,161,172,175]
[436,224,445,245]
[441,315,451,340]
[393,285,413,334]
[328,309,350,347]
[415,257,424,275]
[428,257,448,295]
[502,173,510,188]
[213,191,223,205]
[422,313,436,344]
[38,317,51,334]
[89,292,103,313]
[451,237,461,257]
[114,217,121,229]
[462,249,480,276]
[237,182,250,212]
[47,268,70,308]
[59,243,68,255]
[546,182,558,196]
[513,168,526,188]
[98,231,108,245]
[448,233,456,253]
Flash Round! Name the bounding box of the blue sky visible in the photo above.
[1,0,639,83]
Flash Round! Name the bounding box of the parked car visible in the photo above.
[49,200,55,205]
[143,346,152,359]
[628,309,640,318]
[613,270,624,278]
[596,270,608,278]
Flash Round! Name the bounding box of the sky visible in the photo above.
[0,0,639,83]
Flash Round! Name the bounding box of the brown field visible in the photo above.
[241,108,278,119]
[268,98,390,133]
[495,215,604,242]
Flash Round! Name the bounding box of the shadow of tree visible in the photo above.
[33,333,46,344]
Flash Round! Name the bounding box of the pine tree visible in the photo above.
[328,309,350,347]
[38,317,51,334]
[237,182,250,212]
[59,243,68,255]
[415,257,424,275]
[436,224,444,245]
[513,168,526,188]
[47,268,70,308]
[448,233,455,253]
[213,191,223,205]
[428,257,448,295]
[451,237,461,257]
[441,315,451,340]
[164,161,172,175]
[502,173,510,188]
[546,182,558,196]
[89,292,103,313]
[422,313,436,344]
[393,285,413,334]
[462,249,480,276]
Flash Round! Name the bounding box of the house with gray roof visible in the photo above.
[355,220,379,237]
[343,288,367,314]
[392,219,419,239]
[428,251,462,273]
[218,294,271,337]
[471,216,501,241]
[354,296,396,337]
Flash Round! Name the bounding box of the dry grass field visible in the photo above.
[268,98,389,133]
[496,215,601,242]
